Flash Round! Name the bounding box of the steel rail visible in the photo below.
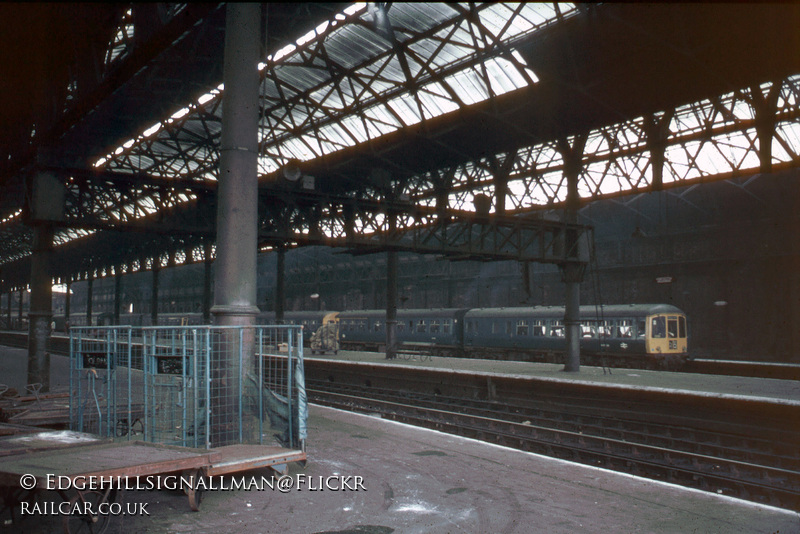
[308,384,800,511]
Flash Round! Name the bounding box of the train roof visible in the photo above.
[338,308,467,319]
[464,304,685,319]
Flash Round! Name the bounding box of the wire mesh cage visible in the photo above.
[69,325,306,451]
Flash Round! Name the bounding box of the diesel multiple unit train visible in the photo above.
[54,303,688,369]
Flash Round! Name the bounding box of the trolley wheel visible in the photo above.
[63,488,117,534]
[182,468,206,511]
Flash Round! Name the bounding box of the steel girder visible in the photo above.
[257,189,590,264]
[3,3,800,292]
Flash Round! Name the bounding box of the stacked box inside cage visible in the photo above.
[69,325,306,451]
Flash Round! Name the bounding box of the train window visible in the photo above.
[443,319,452,334]
[679,316,686,338]
[491,321,499,334]
[667,317,678,338]
[533,320,545,336]
[581,323,596,338]
[505,321,512,335]
[636,319,646,338]
[618,320,633,338]
[430,320,440,334]
[597,321,613,338]
[417,320,427,333]
[396,322,405,333]
[550,321,564,337]
[516,320,529,336]
[651,316,666,338]
[374,320,382,332]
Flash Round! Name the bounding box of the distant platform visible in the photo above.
[306,350,800,406]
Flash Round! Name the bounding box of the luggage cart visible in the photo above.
[0,437,307,533]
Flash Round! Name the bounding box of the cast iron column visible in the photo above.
[386,249,398,360]
[202,242,213,324]
[113,269,122,325]
[151,262,160,326]
[275,247,285,323]
[18,289,23,326]
[211,2,261,446]
[559,135,586,373]
[27,224,53,391]
[64,281,71,324]
[86,273,93,326]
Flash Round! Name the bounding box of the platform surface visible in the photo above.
[1,344,799,532]
[307,350,800,405]
[68,403,799,534]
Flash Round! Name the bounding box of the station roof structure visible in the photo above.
[1,2,799,290]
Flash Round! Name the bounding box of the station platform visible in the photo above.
[8,403,790,533]
[306,350,800,406]
[0,344,798,532]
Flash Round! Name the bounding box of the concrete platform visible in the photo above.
[0,344,798,532]
[8,404,792,534]
[307,350,800,406]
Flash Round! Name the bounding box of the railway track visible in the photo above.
[307,379,800,511]
[2,330,799,508]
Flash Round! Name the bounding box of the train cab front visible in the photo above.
[645,312,688,370]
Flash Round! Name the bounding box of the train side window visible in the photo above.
[516,320,529,336]
[581,322,596,338]
[417,320,427,333]
[679,316,686,338]
[618,320,632,338]
[430,320,440,334]
[533,320,545,336]
[550,321,564,337]
[443,319,452,334]
[505,321,512,335]
[636,319,646,338]
[396,322,405,333]
[651,316,666,338]
[374,320,382,332]
[667,317,678,338]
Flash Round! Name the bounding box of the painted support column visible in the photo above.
[386,249,398,360]
[210,2,261,446]
[64,281,71,323]
[86,273,93,326]
[558,135,587,373]
[5,291,11,327]
[151,262,160,326]
[27,224,53,391]
[751,83,780,174]
[114,269,122,325]
[18,289,23,326]
[275,247,285,323]
[644,112,672,191]
[203,242,213,324]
